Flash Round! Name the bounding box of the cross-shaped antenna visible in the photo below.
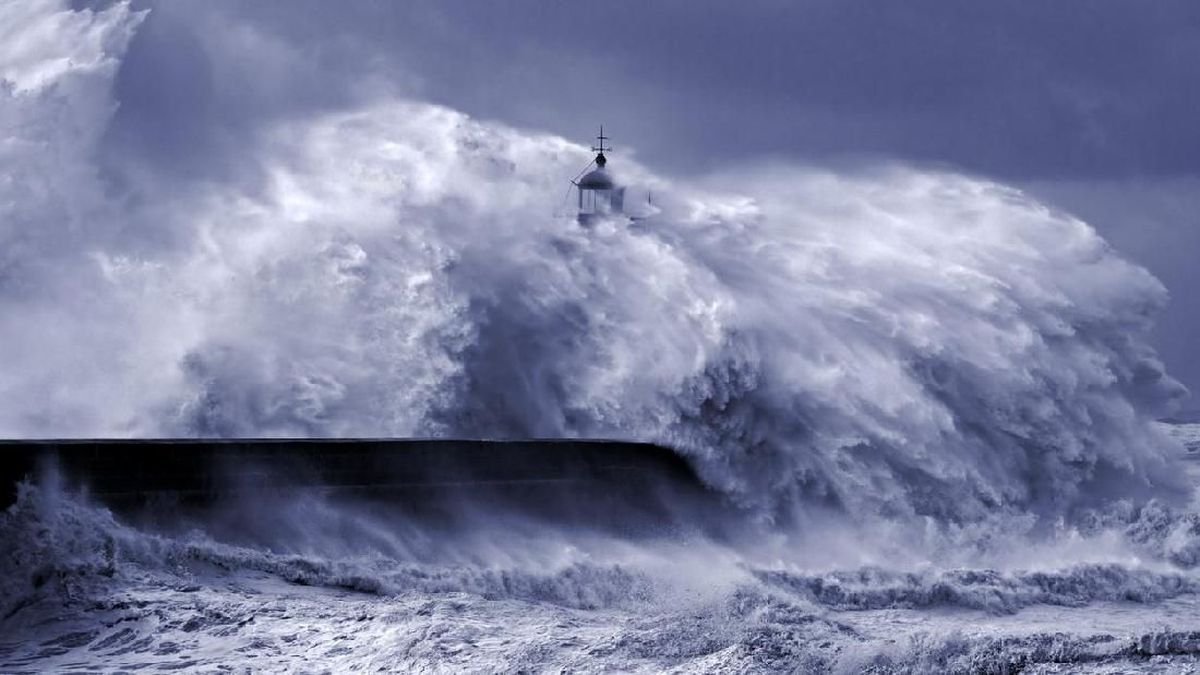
[591,125,612,153]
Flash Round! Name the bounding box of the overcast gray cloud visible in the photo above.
[99,0,1199,395]
[109,1,1200,176]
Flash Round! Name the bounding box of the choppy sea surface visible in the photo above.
[6,1,1200,671]
[0,425,1198,673]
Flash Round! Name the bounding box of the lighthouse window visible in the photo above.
[579,189,612,214]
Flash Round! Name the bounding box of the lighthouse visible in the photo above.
[574,126,626,225]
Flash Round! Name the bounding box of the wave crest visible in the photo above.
[0,0,1189,526]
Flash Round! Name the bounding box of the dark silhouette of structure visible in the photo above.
[574,126,626,225]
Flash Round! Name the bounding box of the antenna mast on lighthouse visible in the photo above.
[592,125,611,167]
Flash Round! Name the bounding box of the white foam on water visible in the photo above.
[3,2,1199,671]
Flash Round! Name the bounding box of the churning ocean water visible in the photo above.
[3,2,1200,672]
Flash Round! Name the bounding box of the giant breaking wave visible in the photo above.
[0,0,1188,529]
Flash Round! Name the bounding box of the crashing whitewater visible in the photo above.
[3,1,1200,672]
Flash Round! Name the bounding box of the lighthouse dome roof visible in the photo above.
[578,167,615,190]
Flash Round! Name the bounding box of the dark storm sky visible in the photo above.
[107,0,1200,398]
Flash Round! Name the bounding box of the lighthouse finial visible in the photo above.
[591,125,611,167]
[591,125,611,153]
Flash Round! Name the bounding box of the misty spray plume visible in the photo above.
[0,0,1188,531]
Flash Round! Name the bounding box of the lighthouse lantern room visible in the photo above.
[575,126,625,225]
